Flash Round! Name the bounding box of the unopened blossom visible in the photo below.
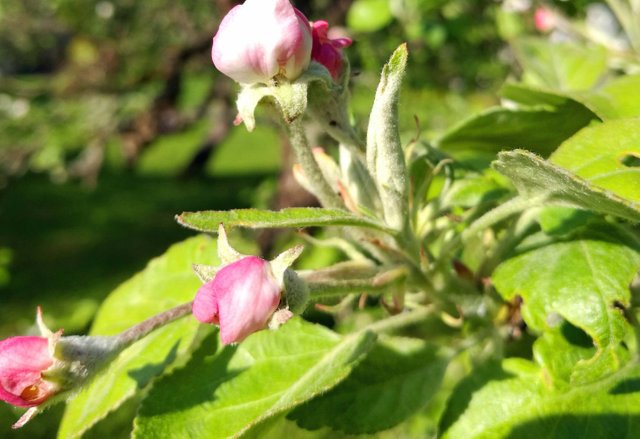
[311,21,352,79]
[193,256,282,344]
[1,307,160,429]
[211,0,313,84]
[0,336,58,408]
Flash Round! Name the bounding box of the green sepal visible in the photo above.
[236,62,335,131]
[192,264,218,283]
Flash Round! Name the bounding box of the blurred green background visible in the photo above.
[0,0,601,435]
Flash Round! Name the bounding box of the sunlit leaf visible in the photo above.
[58,236,217,439]
[513,38,607,91]
[493,229,640,383]
[437,104,595,162]
[132,319,376,438]
[493,150,640,222]
[441,359,640,438]
[550,118,640,203]
[289,336,449,434]
[502,75,640,121]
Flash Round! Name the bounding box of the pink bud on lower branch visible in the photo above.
[192,229,306,345]
[193,256,282,344]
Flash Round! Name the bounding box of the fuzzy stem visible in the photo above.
[288,118,344,209]
[304,266,408,298]
[115,301,194,348]
[365,306,433,334]
[461,195,545,243]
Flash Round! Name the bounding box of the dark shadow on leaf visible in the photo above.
[610,378,640,395]
[506,414,640,438]
[137,331,247,416]
[560,321,593,348]
[439,360,513,434]
[127,342,179,389]
[540,208,595,238]
[620,153,640,168]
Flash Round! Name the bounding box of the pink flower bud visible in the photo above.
[0,336,58,408]
[193,256,282,344]
[211,0,313,84]
[311,21,352,79]
[534,7,556,33]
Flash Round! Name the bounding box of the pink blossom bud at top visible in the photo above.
[211,0,313,84]
[311,21,352,79]
[0,336,57,408]
[534,7,556,32]
[193,256,282,344]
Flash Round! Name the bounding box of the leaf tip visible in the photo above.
[389,43,409,69]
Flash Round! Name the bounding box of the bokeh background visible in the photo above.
[0,0,604,435]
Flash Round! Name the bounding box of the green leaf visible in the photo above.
[441,174,509,208]
[493,231,640,383]
[501,82,585,108]
[366,44,409,230]
[288,336,449,434]
[441,359,640,438]
[550,118,640,203]
[513,38,608,91]
[132,318,377,439]
[58,236,217,439]
[492,150,640,222]
[502,75,640,121]
[537,206,595,237]
[346,0,394,33]
[580,75,640,120]
[532,323,606,386]
[436,104,595,163]
[176,207,395,234]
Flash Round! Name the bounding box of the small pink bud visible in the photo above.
[311,21,352,79]
[211,0,313,84]
[534,7,556,33]
[0,336,58,408]
[193,256,282,344]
